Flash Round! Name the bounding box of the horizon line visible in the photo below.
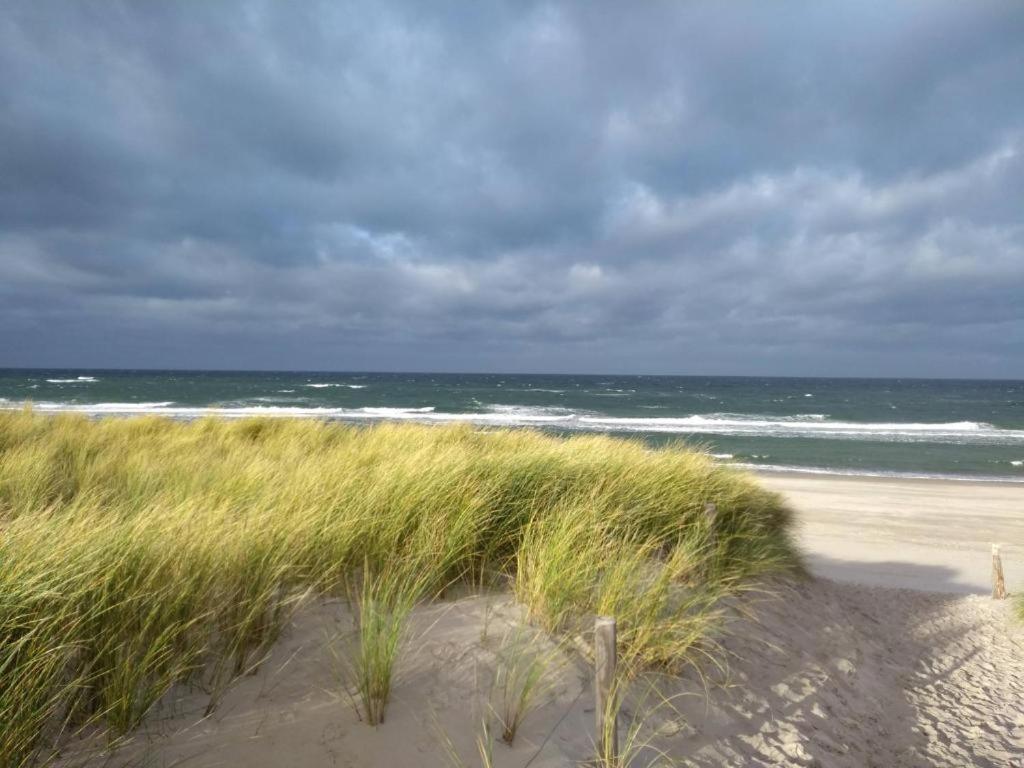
[1,365,1022,383]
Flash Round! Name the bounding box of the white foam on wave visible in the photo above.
[35,402,175,412]
[4,401,1023,445]
[357,407,436,416]
[1,400,578,426]
[592,388,636,396]
[466,404,575,423]
[1012,460,1023,467]
[46,376,98,383]
[305,383,366,389]
[575,413,1024,443]
[582,413,978,431]
[13,402,445,420]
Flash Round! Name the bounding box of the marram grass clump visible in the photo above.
[0,409,800,765]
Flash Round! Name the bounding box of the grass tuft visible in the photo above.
[338,560,430,726]
[490,627,560,745]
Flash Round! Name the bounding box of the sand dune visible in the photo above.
[55,584,1024,768]
[55,475,1024,767]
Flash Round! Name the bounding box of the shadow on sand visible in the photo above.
[626,556,1005,767]
[804,552,990,596]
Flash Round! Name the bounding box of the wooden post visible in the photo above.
[992,544,1007,600]
[594,616,618,765]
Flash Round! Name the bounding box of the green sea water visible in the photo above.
[1,369,1022,481]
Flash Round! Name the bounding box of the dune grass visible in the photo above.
[489,627,562,745]
[0,409,800,765]
[337,560,433,726]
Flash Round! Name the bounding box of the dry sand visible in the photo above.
[756,472,1024,594]
[55,475,1024,767]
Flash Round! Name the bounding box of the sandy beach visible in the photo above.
[757,472,1024,594]
[53,471,1024,768]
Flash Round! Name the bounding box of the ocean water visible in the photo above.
[1,369,1023,481]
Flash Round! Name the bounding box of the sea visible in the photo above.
[1,369,1023,482]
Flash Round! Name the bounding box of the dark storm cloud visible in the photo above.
[1,0,1023,376]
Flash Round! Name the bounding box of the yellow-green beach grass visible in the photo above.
[0,409,800,766]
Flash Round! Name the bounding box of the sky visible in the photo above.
[1,1,1023,378]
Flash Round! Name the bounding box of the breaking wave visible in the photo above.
[3,402,1023,444]
[304,383,366,389]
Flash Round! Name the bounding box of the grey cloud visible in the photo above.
[0,0,1022,376]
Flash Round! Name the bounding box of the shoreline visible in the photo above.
[750,465,1024,487]
[756,470,1024,594]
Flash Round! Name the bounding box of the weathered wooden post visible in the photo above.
[992,544,1007,600]
[594,616,618,765]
